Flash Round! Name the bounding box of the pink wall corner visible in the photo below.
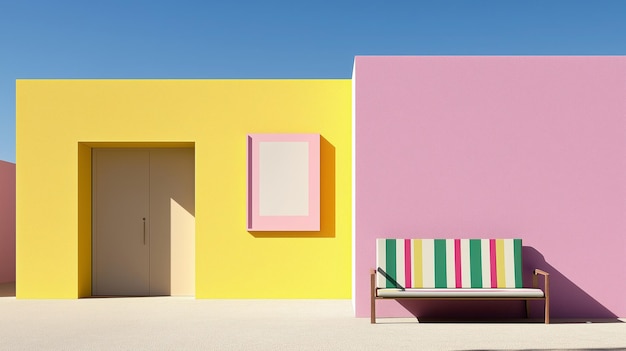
[354,56,626,319]
[0,160,16,283]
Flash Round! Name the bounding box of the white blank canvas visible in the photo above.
[259,141,309,216]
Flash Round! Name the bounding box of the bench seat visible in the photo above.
[377,288,544,298]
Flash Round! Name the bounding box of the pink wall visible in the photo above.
[0,160,16,283]
[354,56,626,319]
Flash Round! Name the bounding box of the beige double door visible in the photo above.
[92,149,195,296]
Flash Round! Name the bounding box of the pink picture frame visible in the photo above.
[247,134,320,231]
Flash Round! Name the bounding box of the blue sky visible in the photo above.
[1,1,626,163]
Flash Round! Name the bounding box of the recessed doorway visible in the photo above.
[92,148,195,296]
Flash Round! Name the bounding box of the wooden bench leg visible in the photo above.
[545,295,550,324]
[534,269,550,324]
[370,269,376,324]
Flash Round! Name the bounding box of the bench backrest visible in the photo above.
[376,239,523,289]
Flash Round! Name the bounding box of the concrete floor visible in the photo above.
[1,283,625,351]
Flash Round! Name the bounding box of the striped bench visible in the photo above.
[371,239,550,323]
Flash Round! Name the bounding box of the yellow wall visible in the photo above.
[16,80,352,298]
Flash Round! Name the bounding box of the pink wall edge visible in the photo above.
[0,160,16,283]
[354,56,626,319]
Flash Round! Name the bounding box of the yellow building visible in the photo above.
[16,80,352,299]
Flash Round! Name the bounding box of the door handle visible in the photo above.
[143,218,146,245]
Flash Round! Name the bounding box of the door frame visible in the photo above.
[77,142,195,297]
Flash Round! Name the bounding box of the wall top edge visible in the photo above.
[15,78,351,82]
[354,55,626,57]
[353,55,626,62]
